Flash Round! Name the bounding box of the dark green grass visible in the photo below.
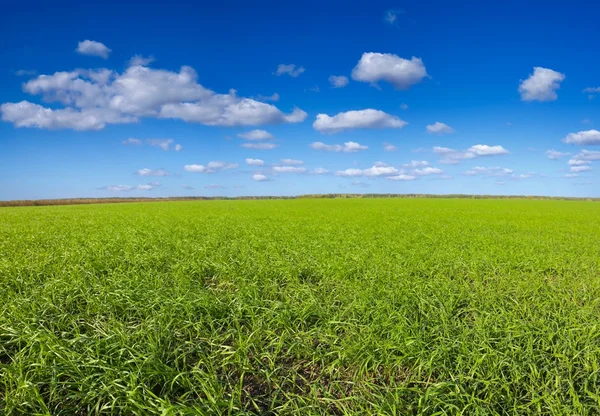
[1,199,600,414]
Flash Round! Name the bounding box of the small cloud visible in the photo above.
[403,160,429,168]
[205,184,225,189]
[387,174,416,181]
[313,168,329,174]
[434,144,509,164]
[256,93,280,102]
[582,119,591,124]
[308,85,320,93]
[245,158,265,166]
[351,180,369,188]
[128,55,155,67]
[563,130,600,145]
[570,165,592,173]
[15,69,37,77]
[384,9,404,24]
[184,161,238,173]
[426,122,454,134]
[237,129,274,140]
[122,138,142,145]
[136,168,170,177]
[519,67,565,102]
[103,185,133,192]
[383,143,397,152]
[274,64,305,77]
[76,40,111,59]
[174,144,183,152]
[280,158,303,165]
[413,167,443,176]
[241,143,277,150]
[313,109,407,133]
[147,138,174,151]
[351,52,427,90]
[273,166,306,173]
[328,75,349,88]
[182,185,195,190]
[545,149,570,160]
[400,103,408,110]
[310,141,368,153]
[253,174,269,181]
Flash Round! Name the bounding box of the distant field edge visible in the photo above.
[1,193,599,207]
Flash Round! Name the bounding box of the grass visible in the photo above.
[1,198,600,415]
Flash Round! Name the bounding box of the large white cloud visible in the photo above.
[310,141,368,152]
[518,67,565,102]
[313,109,406,133]
[426,122,454,134]
[76,40,111,59]
[351,52,427,89]
[563,130,600,145]
[1,64,307,130]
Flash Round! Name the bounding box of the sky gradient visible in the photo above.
[1,0,600,200]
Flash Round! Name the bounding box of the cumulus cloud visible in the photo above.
[274,64,305,77]
[434,144,510,164]
[383,142,397,152]
[273,166,306,173]
[426,122,454,134]
[328,75,349,88]
[245,158,265,166]
[136,168,170,176]
[76,40,112,59]
[518,67,565,102]
[413,167,443,176]
[184,161,238,173]
[310,141,368,152]
[335,168,364,177]
[237,129,274,140]
[387,174,416,181]
[563,130,600,145]
[546,149,570,160]
[280,158,303,165]
[1,64,307,130]
[253,174,269,181]
[313,168,329,174]
[571,165,592,173]
[241,143,277,149]
[403,160,429,168]
[313,109,406,133]
[351,52,427,89]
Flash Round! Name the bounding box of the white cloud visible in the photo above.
[518,67,565,102]
[583,87,600,93]
[256,93,280,102]
[310,141,368,152]
[571,165,592,173]
[384,9,403,23]
[273,166,306,173]
[363,165,399,176]
[104,185,133,192]
[274,64,305,77]
[565,173,579,178]
[546,149,570,160]
[572,149,600,161]
[253,174,269,181]
[147,138,173,151]
[241,143,277,150]
[403,160,429,168]
[313,109,406,133]
[313,168,329,174]
[174,144,183,152]
[1,65,306,130]
[463,166,513,176]
[383,142,397,152]
[568,158,591,166]
[122,138,142,145]
[400,103,408,110]
[426,122,454,134]
[413,167,443,176]
[128,55,155,67]
[308,85,320,93]
[76,40,111,59]
[184,161,237,173]
[137,183,157,191]
[136,168,170,176]
[280,158,303,165]
[335,168,363,177]
[351,52,427,89]
[237,129,273,140]
[245,158,265,166]
[328,75,349,88]
[435,144,510,164]
[387,174,416,181]
[563,130,600,145]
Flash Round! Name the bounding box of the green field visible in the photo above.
[1,199,600,415]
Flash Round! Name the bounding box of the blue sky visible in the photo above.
[1,0,599,200]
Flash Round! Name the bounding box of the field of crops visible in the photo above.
[1,199,600,414]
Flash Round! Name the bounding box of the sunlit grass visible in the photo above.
[1,199,600,414]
